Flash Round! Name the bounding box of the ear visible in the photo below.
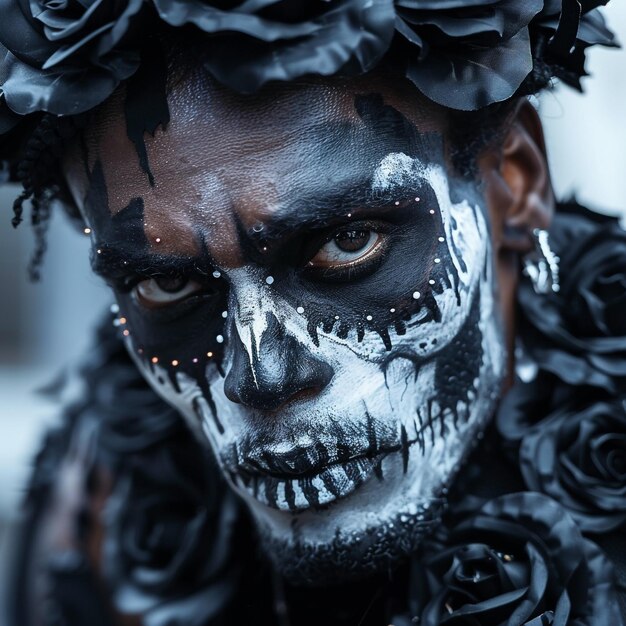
[477,99,555,384]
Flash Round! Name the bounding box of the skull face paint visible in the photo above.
[66,74,506,583]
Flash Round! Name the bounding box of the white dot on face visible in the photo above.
[334,315,340,320]
[394,201,400,206]
[212,270,221,278]
[366,315,373,321]
[216,335,224,344]
[97,249,102,255]
[429,209,435,215]
[347,213,352,218]
[438,236,445,242]
[155,237,161,243]
[265,276,274,285]
[297,306,305,314]
[429,279,436,285]
[413,291,421,300]
[390,308,396,313]
[434,258,441,264]
[192,358,198,364]
[83,227,91,235]
[415,197,420,202]
[221,311,228,318]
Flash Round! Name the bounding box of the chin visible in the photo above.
[234,408,490,586]
[256,502,443,585]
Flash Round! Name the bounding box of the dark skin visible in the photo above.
[23,73,554,625]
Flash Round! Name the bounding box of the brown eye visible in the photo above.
[308,228,383,269]
[334,229,371,252]
[133,276,204,308]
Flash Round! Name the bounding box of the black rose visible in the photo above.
[519,209,626,395]
[152,0,395,94]
[0,0,145,115]
[104,428,241,625]
[399,493,622,626]
[536,0,617,90]
[394,0,543,110]
[519,400,626,534]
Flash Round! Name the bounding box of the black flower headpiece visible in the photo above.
[0,0,617,132]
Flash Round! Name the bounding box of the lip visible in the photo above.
[230,451,386,512]
[227,424,428,512]
[224,397,456,512]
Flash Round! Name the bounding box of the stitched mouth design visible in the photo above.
[228,410,449,513]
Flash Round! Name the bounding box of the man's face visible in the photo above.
[66,73,506,583]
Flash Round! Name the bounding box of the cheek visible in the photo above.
[114,287,229,376]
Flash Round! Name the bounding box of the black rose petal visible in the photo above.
[0,0,143,115]
[536,2,617,90]
[153,0,396,93]
[103,426,241,624]
[404,492,623,626]
[396,0,543,110]
[520,401,626,533]
[519,209,626,395]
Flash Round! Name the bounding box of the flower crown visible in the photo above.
[0,0,618,135]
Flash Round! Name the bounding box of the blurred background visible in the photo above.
[1,0,626,609]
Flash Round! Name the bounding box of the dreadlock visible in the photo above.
[10,113,84,280]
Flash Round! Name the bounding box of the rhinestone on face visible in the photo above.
[296,306,305,314]
[412,291,421,300]
[266,276,275,285]
[216,335,224,344]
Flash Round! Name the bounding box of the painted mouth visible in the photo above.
[232,452,386,512]
[227,416,441,512]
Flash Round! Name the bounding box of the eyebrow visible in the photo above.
[91,246,211,284]
[257,175,426,242]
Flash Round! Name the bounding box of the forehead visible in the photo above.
[66,71,449,264]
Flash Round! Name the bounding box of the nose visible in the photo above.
[223,312,333,411]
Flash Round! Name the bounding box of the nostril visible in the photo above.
[287,388,321,405]
[223,376,242,404]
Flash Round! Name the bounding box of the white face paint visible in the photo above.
[129,154,506,582]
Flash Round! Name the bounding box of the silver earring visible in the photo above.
[523,229,560,294]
